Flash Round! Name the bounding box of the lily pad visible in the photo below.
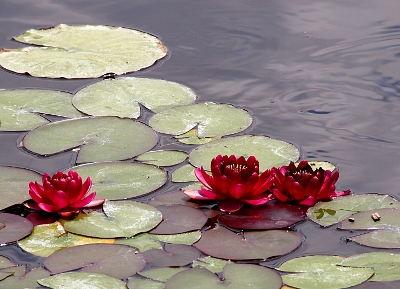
[38,272,127,289]
[0,213,33,244]
[44,243,145,279]
[166,263,282,289]
[139,267,188,282]
[143,244,201,267]
[0,266,51,289]
[189,135,299,171]
[349,229,400,249]
[194,224,302,260]
[0,256,15,269]
[23,117,158,163]
[0,24,167,79]
[172,164,198,182]
[217,200,308,230]
[174,129,221,145]
[62,200,162,238]
[148,191,203,208]
[73,78,196,118]
[303,161,336,171]
[17,221,114,257]
[149,102,252,138]
[67,162,167,200]
[277,255,374,289]
[307,194,400,227]
[136,150,188,167]
[154,231,202,245]
[0,89,82,131]
[192,257,228,273]
[0,166,41,210]
[127,278,164,289]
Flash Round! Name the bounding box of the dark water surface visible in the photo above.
[1,0,400,288]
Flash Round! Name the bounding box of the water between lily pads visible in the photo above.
[1,0,400,288]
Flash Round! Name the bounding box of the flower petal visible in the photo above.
[38,203,61,213]
[199,188,226,200]
[242,193,274,205]
[299,196,317,206]
[84,198,106,207]
[70,191,96,208]
[219,199,244,213]
[183,189,213,200]
[229,183,246,199]
[194,167,215,189]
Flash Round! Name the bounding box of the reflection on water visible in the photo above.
[1,0,400,287]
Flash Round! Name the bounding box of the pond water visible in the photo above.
[1,0,400,288]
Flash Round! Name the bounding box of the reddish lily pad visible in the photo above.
[142,244,201,267]
[150,205,207,234]
[44,243,145,279]
[194,225,302,260]
[217,200,308,230]
[0,265,50,289]
[0,213,33,244]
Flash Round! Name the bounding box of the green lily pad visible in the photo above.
[349,229,400,249]
[0,89,82,131]
[139,267,188,282]
[0,166,41,210]
[23,117,158,163]
[194,224,302,260]
[148,191,202,208]
[0,266,51,289]
[136,150,188,167]
[73,78,196,118]
[143,244,201,267]
[172,164,198,182]
[0,213,33,244]
[127,278,164,289]
[340,252,400,281]
[38,272,127,289]
[166,263,282,289]
[303,161,336,171]
[180,183,202,191]
[0,24,167,79]
[192,257,228,273]
[62,200,162,238]
[67,162,167,200]
[307,194,400,227]
[189,135,299,171]
[154,231,201,245]
[17,221,114,257]
[174,129,221,145]
[149,102,252,138]
[0,257,15,269]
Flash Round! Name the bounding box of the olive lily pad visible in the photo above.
[192,257,228,273]
[62,200,162,238]
[0,24,167,79]
[149,102,252,138]
[0,89,82,131]
[303,161,336,171]
[0,213,33,244]
[189,135,300,171]
[143,244,201,267]
[172,164,198,182]
[136,150,188,167]
[148,191,203,208]
[174,129,221,145]
[67,162,167,200]
[73,78,196,118]
[127,278,164,289]
[23,117,158,163]
[0,256,15,269]
[139,268,188,282]
[0,266,51,289]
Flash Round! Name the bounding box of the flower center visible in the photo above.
[227,164,247,172]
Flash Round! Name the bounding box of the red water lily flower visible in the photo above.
[26,170,105,217]
[184,155,274,213]
[271,160,350,206]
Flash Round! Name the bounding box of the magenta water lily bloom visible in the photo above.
[26,170,105,217]
[271,161,350,206]
[184,155,274,213]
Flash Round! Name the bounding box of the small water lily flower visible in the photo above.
[26,171,105,217]
[271,160,350,206]
[184,155,274,213]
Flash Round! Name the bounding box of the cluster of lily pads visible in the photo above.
[0,24,400,289]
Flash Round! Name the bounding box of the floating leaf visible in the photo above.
[189,135,299,171]
[0,24,167,79]
[0,265,50,289]
[349,230,400,249]
[194,225,301,260]
[143,244,201,267]
[17,221,114,257]
[307,194,400,227]
[23,117,158,163]
[148,191,202,208]
[139,267,188,282]
[62,200,162,238]
[0,89,82,131]
[303,161,336,171]
[136,150,188,167]
[0,213,33,244]
[44,244,145,279]
[166,263,282,289]
[0,256,15,269]
[153,231,201,245]
[128,278,164,289]
[192,257,228,273]
[174,129,220,145]
[277,255,374,289]
[172,164,198,182]
[68,162,167,200]
[149,102,252,138]
[73,78,196,118]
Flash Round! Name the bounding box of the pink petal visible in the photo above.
[229,183,246,199]
[65,179,81,201]
[242,194,274,205]
[199,188,226,200]
[331,189,351,197]
[305,176,323,198]
[24,200,41,211]
[194,167,214,189]
[52,190,71,208]
[271,188,291,202]
[84,198,105,207]
[76,177,92,201]
[183,190,212,200]
[29,182,45,204]
[38,203,61,213]
[299,196,317,206]
[219,199,244,213]
[70,191,96,208]
[288,182,308,200]
[58,208,80,217]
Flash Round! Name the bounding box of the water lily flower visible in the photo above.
[184,155,274,213]
[271,160,350,206]
[26,170,105,217]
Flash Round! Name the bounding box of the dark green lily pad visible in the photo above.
[0,89,82,131]
[307,194,400,227]
[166,263,282,289]
[192,257,228,273]
[172,164,198,182]
[143,244,201,267]
[44,243,145,279]
[67,162,167,200]
[194,224,302,260]
[189,135,299,171]
[23,117,158,163]
[0,24,167,79]
[73,78,196,118]
[128,278,164,289]
[38,272,127,289]
[139,267,188,282]
[277,255,374,289]
[0,266,51,289]
[136,150,188,167]
[217,200,307,230]
[340,252,400,281]
[149,102,252,138]
[62,200,162,238]
[150,205,207,234]
[0,213,33,244]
